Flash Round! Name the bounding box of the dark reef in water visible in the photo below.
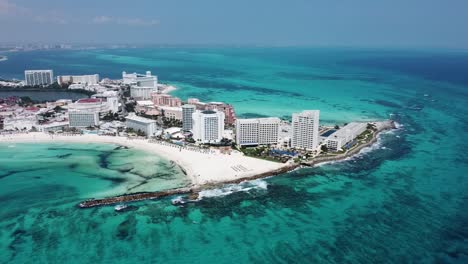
[116,215,137,240]
[114,145,129,150]
[56,153,72,159]
[239,112,271,118]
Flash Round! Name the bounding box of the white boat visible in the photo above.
[171,197,186,206]
[114,204,128,211]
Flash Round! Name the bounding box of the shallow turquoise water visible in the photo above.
[0,48,468,263]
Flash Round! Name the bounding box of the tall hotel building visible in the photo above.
[236,118,280,146]
[291,110,320,151]
[25,70,54,86]
[192,110,225,143]
[182,104,196,131]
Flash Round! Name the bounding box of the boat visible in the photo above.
[171,197,187,206]
[114,204,128,212]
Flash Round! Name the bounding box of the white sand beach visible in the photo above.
[160,84,177,94]
[0,132,286,186]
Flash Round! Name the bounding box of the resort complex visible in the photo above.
[0,67,395,204]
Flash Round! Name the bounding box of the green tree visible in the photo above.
[321,145,328,152]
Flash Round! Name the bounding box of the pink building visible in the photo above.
[152,94,182,107]
[206,102,236,126]
[187,98,236,126]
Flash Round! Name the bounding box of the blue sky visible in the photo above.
[1,0,468,48]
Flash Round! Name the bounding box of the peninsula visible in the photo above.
[0,68,397,207]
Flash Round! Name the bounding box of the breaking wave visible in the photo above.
[198,179,268,199]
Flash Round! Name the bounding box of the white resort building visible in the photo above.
[68,110,99,128]
[24,70,54,86]
[235,117,280,146]
[291,110,320,151]
[125,114,158,137]
[160,106,183,121]
[192,110,225,143]
[68,98,118,114]
[57,74,99,85]
[91,91,119,113]
[124,71,158,100]
[325,122,367,151]
[182,104,196,131]
[123,71,158,87]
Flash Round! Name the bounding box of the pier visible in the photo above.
[78,187,193,208]
[78,165,298,208]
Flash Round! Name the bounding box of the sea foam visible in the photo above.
[198,179,268,199]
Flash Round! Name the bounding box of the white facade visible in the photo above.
[236,117,280,146]
[160,106,182,121]
[92,91,119,113]
[130,86,157,99]
[182,104,196,131]
[123,71,158,88]
[192,110,225,143]
[57,74,99,85]
[25,70,54,86]
[291,110,320,151]
[68,111,99,128]
[326,122,367,151]
[68,98,116,114]
[125,114,158,137]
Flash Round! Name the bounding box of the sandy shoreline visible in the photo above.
[0,132,286,186]
[160,84,177,94]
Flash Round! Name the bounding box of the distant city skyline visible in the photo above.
[0,0,468,49]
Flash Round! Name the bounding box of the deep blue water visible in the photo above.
[0,47,467,263]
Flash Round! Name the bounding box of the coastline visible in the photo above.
[304,120,396,167]
[0,132,286,187]
[159,84,177,94]
[1,122,395,207]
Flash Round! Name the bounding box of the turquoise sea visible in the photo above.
[0,48,467,263]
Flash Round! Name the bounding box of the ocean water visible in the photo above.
[0,48,467,263]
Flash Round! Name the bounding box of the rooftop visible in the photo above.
[77,98,101,104]
[126,114,157,124]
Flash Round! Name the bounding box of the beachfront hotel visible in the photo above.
[68,110,99,128]
[160,106,183,121]
[187,98,236,126]
[91,91,119,113]
[125,114,158,137]
[182,104,196,131]
[122,71,158,87]
[291,110,320,151]
[57,74,100,85]
[130,86,157,100]
[124,71,158,99]
[325,122,367,151]
[192,110,225,143]
[24,70,54,86]
[68,98,118,114]
[235,117,280,146]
